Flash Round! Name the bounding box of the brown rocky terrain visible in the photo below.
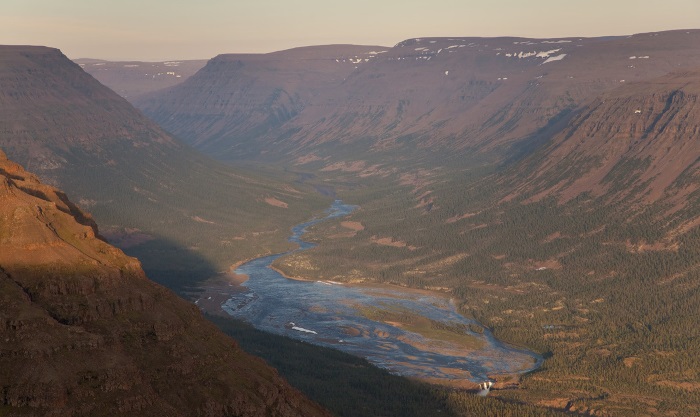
[503,68,700,208]
[134,30,700,163]
[74,58,206,100]
[0,148,330,417]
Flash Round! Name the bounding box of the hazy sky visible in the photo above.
[3,0,699,61]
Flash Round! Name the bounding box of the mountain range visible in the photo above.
[134,30,700,164]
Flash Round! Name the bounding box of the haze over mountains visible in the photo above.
[135,30,700,164]
[0,45,326,292]
[75,58,207,100]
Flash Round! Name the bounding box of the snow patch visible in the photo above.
[535,49,562,58]
[292,326,318,334]
[541,53,567,64]
[445,70,449,75]
[541,40,571,44]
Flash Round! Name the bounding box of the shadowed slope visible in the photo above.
[0,45,328,291]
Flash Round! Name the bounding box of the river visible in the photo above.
[217,200,541,382]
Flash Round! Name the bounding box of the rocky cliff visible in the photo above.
[0,149,330,417]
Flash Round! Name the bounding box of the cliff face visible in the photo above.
[0,149,330,417]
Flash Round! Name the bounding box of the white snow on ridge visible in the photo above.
[542,53,567,64]
[536,49,562,58]
[542,40,572,44]
[292,326,318,334]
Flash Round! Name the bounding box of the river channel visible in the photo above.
[217,200,542,382]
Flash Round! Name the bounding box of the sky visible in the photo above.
[2,0,699,61]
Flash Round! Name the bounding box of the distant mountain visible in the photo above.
[0,149,329,417]
[74,58,206,99]
[135,30,700,164]
[135,44,388,158]
[0,45,326,292]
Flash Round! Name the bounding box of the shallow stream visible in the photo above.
[220,200,541,381]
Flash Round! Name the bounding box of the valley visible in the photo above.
[197,200,541,385]
[1,26,699,417]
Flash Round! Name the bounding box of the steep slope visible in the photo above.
[0,45,327,292]
[505,68,700,211]
[136,44,386,158]
[136,30,700,164]
[0,149,330,417]
[74,58,207,99]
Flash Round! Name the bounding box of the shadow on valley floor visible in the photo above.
[116,236,220,298]
[116,235,460,416]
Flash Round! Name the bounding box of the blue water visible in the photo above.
[221,200,541,381]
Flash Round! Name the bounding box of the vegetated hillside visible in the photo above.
[0,149,330,417]
[269,70,700,415]
[0,45,328,293]
[74,58,206,99]
[504,68,700,209]
[136,30,700,164]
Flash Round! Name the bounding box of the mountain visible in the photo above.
[74,58,206,99]
[135,30,700,164]
[503,68,700,210]
[135,44,387,158]
[0,45,327,293]
[0,149,329,417]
